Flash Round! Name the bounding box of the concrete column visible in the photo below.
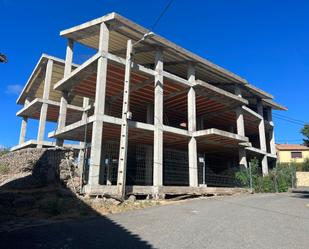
[234,85,245,137]
[37,59,53,148]
[187,63,198,187]
[234,85,248,168]
[257,100,268,175]
[267,108,276,155]
[63,39,74,77]
[145,104,154,185]
[153,49,164,192]
[257,100,267,151]
[88,22,109,188]
[56,91,68,146]
[19,98,30,145]
[56,39,74,146]
[19,117,28,145]
[78,97,90,172]
[261,155,268,176]
[239,148,248,168]
[117,39,132,197]
[235,107,245,136]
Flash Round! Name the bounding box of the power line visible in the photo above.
[151,0,175,31]
[273,113,308,125]
[273,114,306,126]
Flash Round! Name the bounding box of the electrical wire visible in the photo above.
[151,0,175,31]
[273,117,303,126]
[273,113,307,125]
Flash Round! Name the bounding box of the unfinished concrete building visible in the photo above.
[12,54,84,151]
[15,13,287,198]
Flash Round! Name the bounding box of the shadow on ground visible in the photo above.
[0,151,154,249]
[290,189,309,199]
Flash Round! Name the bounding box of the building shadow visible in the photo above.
[290,189,309,199]
[0,150,155,249]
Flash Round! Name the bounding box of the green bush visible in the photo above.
[235,166,250,187]
[0,148,10,157]
[235,158,295,193]
[278,159,309,172]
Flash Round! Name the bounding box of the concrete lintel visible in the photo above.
[108,52,195,89]
[162,70,194,87]
[48,116,94,138]
[195,80,248,105]
[16,98,38,116]
[242,106,263,120]
[49,114,156,139]
[193,128,248,142]
[262,98,288,111]
[239,142,252,147]
[16,98,84,118]
[54,52,101,91]
[11,139,82,151]
[106,52,155,76]
[245,146,267,155]
[60,12,116,37]
[163,125,190,137]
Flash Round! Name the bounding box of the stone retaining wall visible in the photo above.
[296,172,309,187]
[0,148,80,192]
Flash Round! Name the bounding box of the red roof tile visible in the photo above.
[276,144,309,151]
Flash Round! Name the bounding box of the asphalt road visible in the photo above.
[1,191,309,249]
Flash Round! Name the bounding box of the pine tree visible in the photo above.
[301,124,309,146]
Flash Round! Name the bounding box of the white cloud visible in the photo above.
[5,84,22,95]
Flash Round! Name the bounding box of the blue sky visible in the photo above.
[0,0,308,148]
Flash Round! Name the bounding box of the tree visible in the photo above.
[301,124,309,146]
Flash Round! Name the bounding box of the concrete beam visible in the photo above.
[193,128,248,142]
[195,80,248,106]
[242,106,263,120]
